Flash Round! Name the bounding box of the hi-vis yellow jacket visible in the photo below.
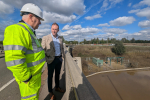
[3,22,46,100]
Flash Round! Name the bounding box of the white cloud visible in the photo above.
[129,7,150,19]
[133,0,150,8]
[109,0,123,5]
[0,0,85,24]
[38,0,85,16]
[136,7,150,19]
[102,0,109,8]
[103,28,127,34]
[128,3,132,7]
[43,11,76,24]
[0,1,14,17]
[62,28,150,41]
[1,0,85,16]
[85,14,102,20]
[60,25,101,41]
[97,28,150,40]
[61,27,100,36]
[62,25,82,30]
[80,28,101,34]
[128,9,140,13]
[97,23,110,27]
[61,27,127,41]
[138,20,150,28]
[99,0,123,12]
[129,29,150,40]
[36,24,51,38]
[38,24,51,29]
[109,16,136,26]
[62,25,70,30]
[117,29,150,40]
[72,25,82,29]
[36,29,51,34]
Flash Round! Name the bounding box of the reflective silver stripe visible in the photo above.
[26,47,44,54]
[27,57,45,67]
[17,23,31,35]
[22,93,36,99]
[6,58,26,67]
[4,45,27,53]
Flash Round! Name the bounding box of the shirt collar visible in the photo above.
[24,22,35,32]
[51,33,59,39]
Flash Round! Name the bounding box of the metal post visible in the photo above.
[121,58,122,65]
[117,58,118,63]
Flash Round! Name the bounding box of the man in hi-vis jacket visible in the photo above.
[3,3,45,100]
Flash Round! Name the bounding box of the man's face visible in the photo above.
[31,14,41,30]
[51,25,59,37]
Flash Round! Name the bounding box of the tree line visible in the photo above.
[62,37,150,44]
[1,37,150,45]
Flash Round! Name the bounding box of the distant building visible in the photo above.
[109,44,115,46]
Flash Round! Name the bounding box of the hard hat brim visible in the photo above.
[41,18,44,21]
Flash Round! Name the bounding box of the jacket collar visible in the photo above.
[19,20,36,36]
[51,33,59,39]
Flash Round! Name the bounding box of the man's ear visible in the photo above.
[28,14,33,21]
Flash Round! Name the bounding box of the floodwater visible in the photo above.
[87,70,150,100]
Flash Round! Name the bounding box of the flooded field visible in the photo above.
[87,70,150,100]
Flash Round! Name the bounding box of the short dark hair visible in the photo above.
[52,22,59,29]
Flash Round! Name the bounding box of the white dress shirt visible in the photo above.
[51,33,61,56]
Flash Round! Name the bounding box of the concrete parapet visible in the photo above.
[72,57,82,71]
[64,46,101,100]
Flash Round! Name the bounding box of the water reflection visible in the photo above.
[126,70,136,76]
[87,70,150,100]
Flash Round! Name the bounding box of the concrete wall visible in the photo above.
[64,45,101,100]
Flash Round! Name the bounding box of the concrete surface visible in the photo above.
[0,57,21,100]
[73,57,82,71]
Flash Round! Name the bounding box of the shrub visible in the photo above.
[78,53,82,56]
[111,40,126,55]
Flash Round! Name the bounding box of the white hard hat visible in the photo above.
[20,3,44,21]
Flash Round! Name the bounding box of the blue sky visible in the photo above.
[0,0,150,41]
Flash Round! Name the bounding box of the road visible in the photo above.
[0,54,21,100]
